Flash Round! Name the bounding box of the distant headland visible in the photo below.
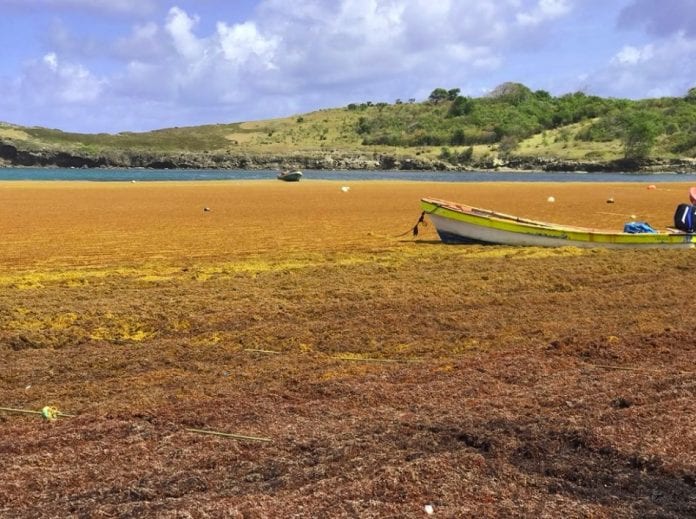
[2,82,696,173]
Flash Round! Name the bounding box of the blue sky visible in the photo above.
[1,0,694,133]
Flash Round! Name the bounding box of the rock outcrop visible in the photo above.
[1,140,695,173]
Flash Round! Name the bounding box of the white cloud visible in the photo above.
[113,22,166,61]
[22,52,103,104]
[217,21,279,70]
[590,34,696,97]
[43,52,59,71]
[256,0,525,85]
[165,7,204,61]
[612,44,654,65]
[516,0,571,26]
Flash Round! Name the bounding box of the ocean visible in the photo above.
[1,167,696,183]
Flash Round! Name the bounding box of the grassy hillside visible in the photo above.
[2,82,696,169]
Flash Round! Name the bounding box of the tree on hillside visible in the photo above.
[356,117,371,135]
[621,113,660,159]
[428,88,450,103]
[487,82,532,104]
[686,87,696,102]
[447,88,461,100]
[448,96,474,117]
[451,128,466,145]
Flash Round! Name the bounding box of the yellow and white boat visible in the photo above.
[421,197,696,249]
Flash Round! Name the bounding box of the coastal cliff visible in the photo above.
[2,142,695,173]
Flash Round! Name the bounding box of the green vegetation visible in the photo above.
[2,81,696,167]
[351,83,696,162]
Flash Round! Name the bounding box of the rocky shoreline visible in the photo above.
[1,142,695,173]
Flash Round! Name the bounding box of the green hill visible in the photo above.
[2,82,696,171]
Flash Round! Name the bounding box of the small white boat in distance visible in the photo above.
[421,197,696,249]
[277,170,303,182]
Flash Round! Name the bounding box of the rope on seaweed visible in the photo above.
[393,211,427,238]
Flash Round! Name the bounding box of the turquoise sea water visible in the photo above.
[1,167,696,183]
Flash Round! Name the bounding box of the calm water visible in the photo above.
[1,167,696,183]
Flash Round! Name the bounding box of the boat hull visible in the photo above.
[421,198,696,249]
[277,171,303,182]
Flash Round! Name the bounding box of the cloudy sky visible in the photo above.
[0,0,694,133]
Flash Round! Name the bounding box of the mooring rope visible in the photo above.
[186,428,272,443]
[393,211,427,238]
[0,406,75,420]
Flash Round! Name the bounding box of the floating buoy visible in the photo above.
[41,406,59,421]
[341,186,350,192]
[647,184,657,190]
[203,207,211,212]
[547,196,555,203]
[606,197,615,204]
